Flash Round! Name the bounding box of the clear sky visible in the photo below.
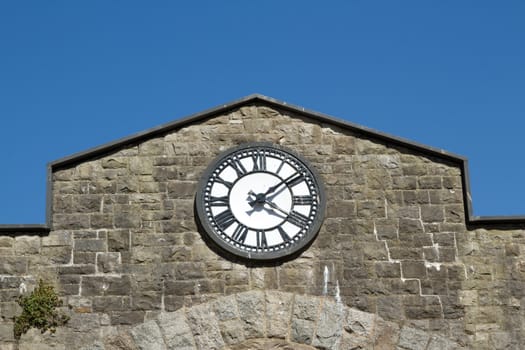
[1,1,524,224]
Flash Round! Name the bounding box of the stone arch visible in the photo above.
[82,291,461,350]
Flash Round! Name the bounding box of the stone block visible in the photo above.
[375,222,398,240]
[164,280,198,296]
[129,157,153,175]
[326,200,355,218]
[402,164,427,176]
[53,214,90,229]
[397,326,430,350]
[291,319,315,344]
[0,301,21,319]
[399,218,424,234]
[14,237,41,255]
[131,320,166,350]
[196,279,224,295]
[293,294,321,321]
[363,241,388,260]
[212,295,238,321]
[79,341,105,350]
[389,247,423,260]
[59,264,96,275]
[93,296,131,312]
[81,276,131,297]
[186,304,224,350]
[167,181,196,199]
[90,214,113,229]
[265,291,293,339]
[219,319,245,345]
[372,319,400,350]
[163,296,184,312]
[41,246,72,264]
[114,211,141,229]
[427,335,459,350]
[377,296,404,320]
[418,176,442,189]
[157,310,195,350]
[173,200,194,220]
[421,205,445,223]
[388,279,420,295]
[175,262,205,280]
[75,239,107,252]
[74,252,96,264]
[0,237,14,248]
[405,305,443,319]
[392,176,418,190]
[73,195,103,213]
[313,300,345,349]
[68,312,101,332]
[97,252,121,273]
[101,157,128,169]
[344,307,376,337]
[375,262,401,278]
[356,200,385,219]
[0,257,27,275]
[236,291,265,338]
[131,292,162,311]
[0,323,14,342]
[402,261,427,279]
[110,311,145,325]
[445,205,463,223]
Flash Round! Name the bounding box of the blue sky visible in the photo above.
[1,1,524,223]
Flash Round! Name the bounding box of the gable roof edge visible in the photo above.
[0,94,523,232]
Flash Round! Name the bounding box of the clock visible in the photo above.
[195,142,325,261]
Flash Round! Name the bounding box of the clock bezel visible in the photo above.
[195,142,326,261]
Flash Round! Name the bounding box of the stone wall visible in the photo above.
[1,103,525,349]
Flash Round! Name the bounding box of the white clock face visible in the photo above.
[196,143,325,261]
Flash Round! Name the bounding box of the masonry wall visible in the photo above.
[1,104,524,349]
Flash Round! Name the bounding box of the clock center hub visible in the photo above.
[229,172,292,230]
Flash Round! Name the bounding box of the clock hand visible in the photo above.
[266,184,288,201]
[263,181,284,196]
[263,199,290,217]
[247,191,257,207]
[264,172,303,196]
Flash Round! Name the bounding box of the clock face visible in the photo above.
[195,143,325,261]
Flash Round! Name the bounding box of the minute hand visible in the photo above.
[264,172,303,196]
[264,200,290,217]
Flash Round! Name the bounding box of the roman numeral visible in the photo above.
[287,210,309,228]
[256,230,267,249]
[232,224,248,243]
[214,209,236,230]
[277,226,291,242]
[214,177,233,189]
[229,158,247,177]
[284,172,304,188]
[293,195,314,205]
[251,151,266,171]
[276,158,286,175]
[209,196,229,206]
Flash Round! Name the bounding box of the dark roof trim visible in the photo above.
[2,94,524,232]
[0,224,50,234]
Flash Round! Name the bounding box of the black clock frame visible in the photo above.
[195,142,326,261]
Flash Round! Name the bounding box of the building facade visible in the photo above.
[1,95,524,349]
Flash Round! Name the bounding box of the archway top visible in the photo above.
[79,290,461,350]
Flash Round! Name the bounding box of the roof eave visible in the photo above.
[0,94,523,231]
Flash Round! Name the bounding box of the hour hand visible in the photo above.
[247,191,257,207]
[248,190,269,207]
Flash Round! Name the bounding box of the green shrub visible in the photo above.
[13,279,69,340]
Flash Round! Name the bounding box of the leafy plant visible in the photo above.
[13,279,69,340]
